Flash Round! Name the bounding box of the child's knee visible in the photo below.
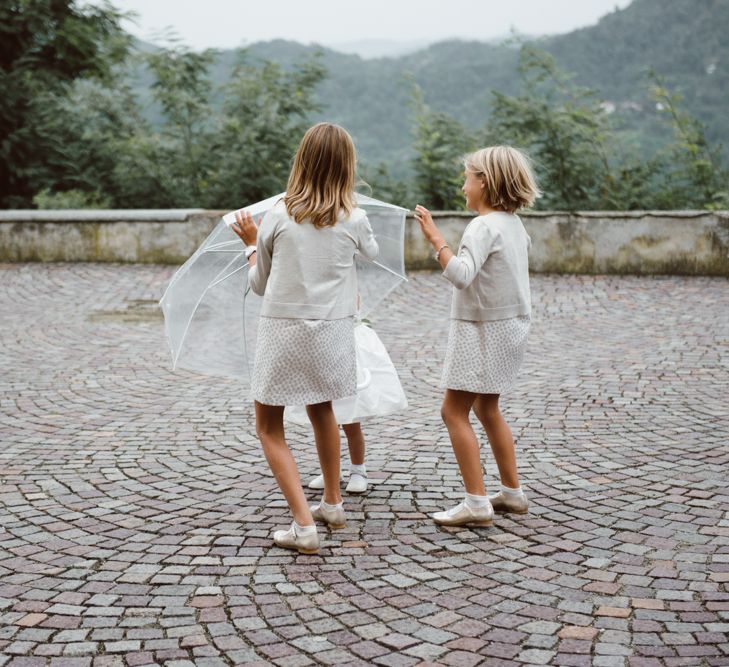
[474,398,500,424]
[306,401,333,421]
[440,404,449,425]
[441,403,465,426]
[256,419,280,441]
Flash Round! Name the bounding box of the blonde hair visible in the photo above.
[464,145,541,213]
[284,122,357,228]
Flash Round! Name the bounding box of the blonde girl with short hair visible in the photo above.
[414,145,540,527]
[232,122,378,553]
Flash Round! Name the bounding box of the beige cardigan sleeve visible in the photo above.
[248,208,277,296]
[442,218,500,290]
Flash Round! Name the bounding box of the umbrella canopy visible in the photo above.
[159,192,408,383]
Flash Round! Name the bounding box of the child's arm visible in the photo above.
[248,214,275,296]
[415,204,451,265]
[414,205,493,290]
[232,209,274,296]
[441,225,493,290]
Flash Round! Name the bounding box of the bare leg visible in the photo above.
[342,422,365,466]
[473,394,519,488]
[254,401,314,526]
[306,401,343,505]
[441,389,486,495]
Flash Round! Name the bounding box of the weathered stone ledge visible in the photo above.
[1,209,728,275]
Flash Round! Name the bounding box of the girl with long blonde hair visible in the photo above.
[232,123,378,554]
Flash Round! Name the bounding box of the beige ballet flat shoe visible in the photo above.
[311,502,347,530]
[488,491,529,514]
[432,501,494,527]
[273,522,320,554]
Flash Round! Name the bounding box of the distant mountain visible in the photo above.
[127,0,729,178]
[325,39,434,59]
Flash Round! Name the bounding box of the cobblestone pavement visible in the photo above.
[1,263,728,667]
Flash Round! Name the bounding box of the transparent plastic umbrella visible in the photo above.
[159,192,408,383]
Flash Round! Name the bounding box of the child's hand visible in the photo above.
[414,205,445,247]
[231,210,261,245]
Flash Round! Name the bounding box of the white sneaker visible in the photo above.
[308,473,325,490]
[346,473,368,494]
[308,471,347,490]
[273,522,320,554]
[432,501,494,527]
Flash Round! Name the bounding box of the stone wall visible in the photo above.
[0,210,215,264]
[1,209,728,275]
[407,210,729,275]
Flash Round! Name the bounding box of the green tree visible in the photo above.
[359,162,410,209]
[0,0,130,207]
[410,85,476,210]
[649,73,729,209]
[28,44,327,209]
[207,53,326,208]
[144,42,217,206]
[487,45,619,210]
[28,72,168,207]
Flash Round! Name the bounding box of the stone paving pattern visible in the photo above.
[1,263,728,667]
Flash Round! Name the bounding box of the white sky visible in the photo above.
[104,0,634,51]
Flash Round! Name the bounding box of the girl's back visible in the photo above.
[251,199,377,319]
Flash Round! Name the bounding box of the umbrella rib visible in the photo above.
[210,262,248,288]
[203,240,242,251]
[360,257,408,281]
[171,253,242,370]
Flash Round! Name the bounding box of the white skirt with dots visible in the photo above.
[251,316,357,406]
[440,315,531,394]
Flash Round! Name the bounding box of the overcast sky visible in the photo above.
[106,0,633,53]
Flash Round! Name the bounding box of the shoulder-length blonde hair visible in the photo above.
[464,145,541,213]
[284,122,357,228]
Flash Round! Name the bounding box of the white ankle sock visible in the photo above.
[294,521,316,535]
[350,463,367,477]
[501,484,524,497]
[464,492,490,509]
[320,499,343,511]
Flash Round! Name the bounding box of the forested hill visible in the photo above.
[543,0,728,145]
[131,0,728,177]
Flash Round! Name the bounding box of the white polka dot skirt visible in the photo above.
[440,315,531,394]
[251,316,357,406]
